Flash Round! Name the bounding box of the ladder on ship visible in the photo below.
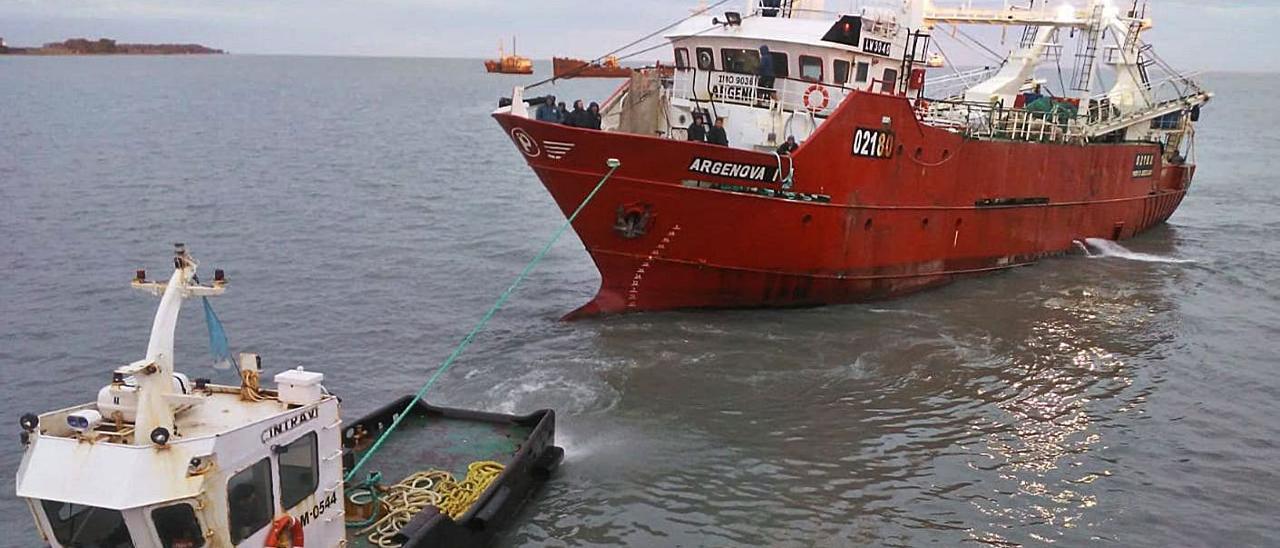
[1071,3,1105,93]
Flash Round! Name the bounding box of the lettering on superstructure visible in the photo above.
[260,407,319,444]
[297,491,338,527]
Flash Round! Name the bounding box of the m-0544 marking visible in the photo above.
[852,128,894,159]
[297,491,338,527]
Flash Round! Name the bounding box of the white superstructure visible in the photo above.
[16,245,345,547]
[511,0,1209,162]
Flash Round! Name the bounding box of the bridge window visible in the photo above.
[675,48,690,69]
[799,55,824,82]
[696,47,715,70]
[227,458,273,545]
[153,503,206,548]
[279,432,319,510]
[40,500,134,547]
[834,59,851,85]
[721,48,760,75]
[855,62,870,83]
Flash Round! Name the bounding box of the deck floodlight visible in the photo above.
[714,12,742,26]
[150,426,171,446]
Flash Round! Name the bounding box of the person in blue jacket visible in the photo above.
[535,96,559,122]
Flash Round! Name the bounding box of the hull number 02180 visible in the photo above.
[852,128,894,159]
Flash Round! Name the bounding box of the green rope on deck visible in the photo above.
[344,160,622,483]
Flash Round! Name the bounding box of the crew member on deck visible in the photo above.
[687,112,707,142]
[536,96,559,122]
[757,45,776,102]
[557,101,569,123]
[566,100,588,127]
[708,117,729,146]
[777,135,798,155]
[587,102,603,130]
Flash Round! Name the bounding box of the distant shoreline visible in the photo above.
[0,38,224,56]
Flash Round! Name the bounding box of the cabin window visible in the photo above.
[799,55,824,82]
[720,48,761,75]
[40,500,134,547]
[153,503,206,548]
[675,48,690,69]
[695,47,715,70]
[855,62,870,83]
[279,432,319,510]
[834,59,851,85]
[227,458,273,545]
[881,68,898,93]
[768,51,789,78]
[1151,112,1180,130]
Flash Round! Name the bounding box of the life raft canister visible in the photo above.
[265,515,304,548]
[909,68,927,90]
[802,84,830,112]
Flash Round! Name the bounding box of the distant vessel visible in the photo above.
[485,37,534,75]
[553,56,633,79]
[494,0,1211,317]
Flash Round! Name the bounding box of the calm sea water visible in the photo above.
[1,56,1276,547]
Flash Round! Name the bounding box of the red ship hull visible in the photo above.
[494,90,1192,318]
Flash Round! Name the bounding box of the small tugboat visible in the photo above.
[552,56,633,79]
[494,0,1211,317]
[15,244,562,547]
[484,37,534,75]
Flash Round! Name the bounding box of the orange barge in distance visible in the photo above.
[485,37,533,75]
[553,56,633,79]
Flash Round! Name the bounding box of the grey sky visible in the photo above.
[1,1,1275,71]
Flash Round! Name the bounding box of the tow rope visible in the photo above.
[343,160,621,483]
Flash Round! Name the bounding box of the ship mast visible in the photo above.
[127,243,225,445]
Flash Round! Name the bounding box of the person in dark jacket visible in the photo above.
[586,102,602,130]
[535,96,559,122]
[776,135,798,155]
[565,100,588,127]
[687,112,707,142]
[757,45,776,102]
[708,117,729,146]
[556,101,569,124]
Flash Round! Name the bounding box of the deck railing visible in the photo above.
[918,99,1087,143]
[669,67,857,119]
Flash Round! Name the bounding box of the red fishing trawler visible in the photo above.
[493,0,1211,318]
[485,37,534,75]
[553,56,633,79]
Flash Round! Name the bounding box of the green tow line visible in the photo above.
[344,159,622,484]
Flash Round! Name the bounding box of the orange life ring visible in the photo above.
[802,84,830,111]
[264,515,304,548]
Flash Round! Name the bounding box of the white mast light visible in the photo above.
[1057,3,1076,23]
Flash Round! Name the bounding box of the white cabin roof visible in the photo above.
[19,387,333,509]
[17,433,215,510]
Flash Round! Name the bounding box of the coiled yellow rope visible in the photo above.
[356,461,505,547]
[239,369,264,402]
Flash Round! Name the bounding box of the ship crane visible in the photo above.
[920,0,1210,141]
